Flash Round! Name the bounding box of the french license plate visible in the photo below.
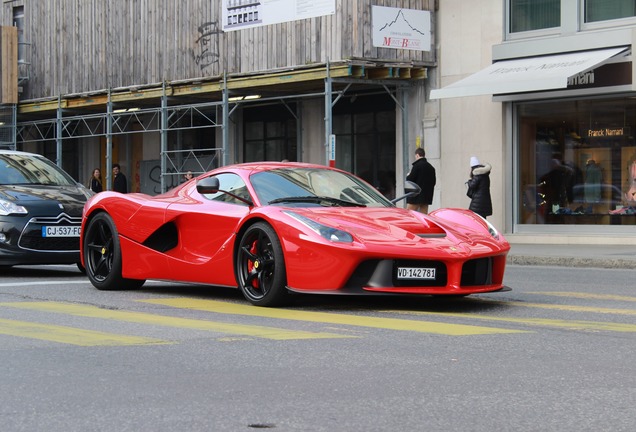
[397,267,436,280]
[42,226,81,237]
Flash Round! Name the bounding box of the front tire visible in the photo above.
[235,222,288,307]
[83,212,145,290]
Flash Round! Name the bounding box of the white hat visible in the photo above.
[470,156,480,167]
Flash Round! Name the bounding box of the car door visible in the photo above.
[164,172,252,286]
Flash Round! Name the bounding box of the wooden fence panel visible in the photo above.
[2,0,435,99]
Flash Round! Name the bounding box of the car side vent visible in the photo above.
[143,222,178,253]
[417,233,446,238]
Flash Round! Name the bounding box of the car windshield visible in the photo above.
[250,168,393,208]
[0,153,78,186]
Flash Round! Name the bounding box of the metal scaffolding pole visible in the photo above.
[161,82,168,193]
[324,60,332,166]
[296,103,302,162]
[11,105,17,151]
[222,73,229,166]
[106,93,113,191]
[401,88,410,188]
[56,96,62,167]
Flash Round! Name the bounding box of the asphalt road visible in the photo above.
[0,264,634,432]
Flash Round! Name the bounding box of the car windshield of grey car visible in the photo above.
[0,154,77,186]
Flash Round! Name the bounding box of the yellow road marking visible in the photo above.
[0,318,168,346]
[384,310,636,333]
[531,292,636,302]
[475,299,636,316]
[140,298,529,336]
[0,302,349,341]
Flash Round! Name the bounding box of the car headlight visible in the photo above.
[0,198,28,216]
[284,211,353,242]
[478,215,499,239]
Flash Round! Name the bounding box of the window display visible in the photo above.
[517,97,636,225]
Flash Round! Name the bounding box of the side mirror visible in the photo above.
[196,176,254,207]
[391,180,421,204]
[196,176,220,194]
[404,180,421,197]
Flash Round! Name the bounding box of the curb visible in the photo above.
[508,255,636,269]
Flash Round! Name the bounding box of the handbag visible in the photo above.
[466,182,474,198]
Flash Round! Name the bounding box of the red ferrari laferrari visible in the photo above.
[80,162,510,306]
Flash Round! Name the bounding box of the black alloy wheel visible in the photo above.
[235,222,288,307]
[83,212,145,290]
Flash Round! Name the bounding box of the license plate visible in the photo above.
[42,226,81,237]
[397,267,436,280]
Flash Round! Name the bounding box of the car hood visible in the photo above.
[0,184,88,217]
[286,207,481,247]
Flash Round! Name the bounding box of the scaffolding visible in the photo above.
[13,62,426,192]
[0,105,16,150]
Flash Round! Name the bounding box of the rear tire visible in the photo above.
[83,212,145,290]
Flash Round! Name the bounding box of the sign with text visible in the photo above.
[371,6,431,52]
[586,127,630,138]
[222,0,335,32]
[328,134,336,167]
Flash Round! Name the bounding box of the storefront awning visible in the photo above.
[430,47,629,99]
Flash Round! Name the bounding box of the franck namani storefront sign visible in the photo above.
[371,6,431,52]
[430,47,628,99]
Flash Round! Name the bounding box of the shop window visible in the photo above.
[585,0,636,23]
[333,107,396,200]
[244,105,296,162]
[517,98,636,227]
[509,0,560,33]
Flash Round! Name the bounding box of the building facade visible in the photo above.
[434,0,636,244]
[0,1,438,207]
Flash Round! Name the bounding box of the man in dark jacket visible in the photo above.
[112,163,128,193]
[466,156,493,218]
[406,147,436,213]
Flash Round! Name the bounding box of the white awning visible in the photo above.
[430,47,629,99]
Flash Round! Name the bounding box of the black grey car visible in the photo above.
[0,150,93,268]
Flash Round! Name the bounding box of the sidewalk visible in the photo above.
[507,243,636,269]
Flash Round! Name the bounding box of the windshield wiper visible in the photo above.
[268,196,366,207]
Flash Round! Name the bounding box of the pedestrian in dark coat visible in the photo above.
[406,147,436,214]
[466,156,493,218]
[112,163,128,193]
[88,168,103,193]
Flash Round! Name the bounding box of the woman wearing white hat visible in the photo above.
[466,156,493,218]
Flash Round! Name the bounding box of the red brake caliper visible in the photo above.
[247,240,260,288]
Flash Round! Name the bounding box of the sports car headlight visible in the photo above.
[0,198,28,216]
[284,211,353,243]
[480,215,499,239]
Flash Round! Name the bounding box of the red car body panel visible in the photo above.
[80,162,510,297]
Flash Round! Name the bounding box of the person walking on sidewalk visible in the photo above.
[406,147,436,214]
[466,156,493,219]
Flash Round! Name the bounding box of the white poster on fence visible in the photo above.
[371,6,431,52]
[222,0,336,32]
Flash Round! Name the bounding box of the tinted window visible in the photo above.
[509,0,560,33]
[0,153,77,186]
[250,168,392,208]
[585,0,636,22]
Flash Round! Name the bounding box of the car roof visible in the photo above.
[0,150,44,157]
[220,161,339,174]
